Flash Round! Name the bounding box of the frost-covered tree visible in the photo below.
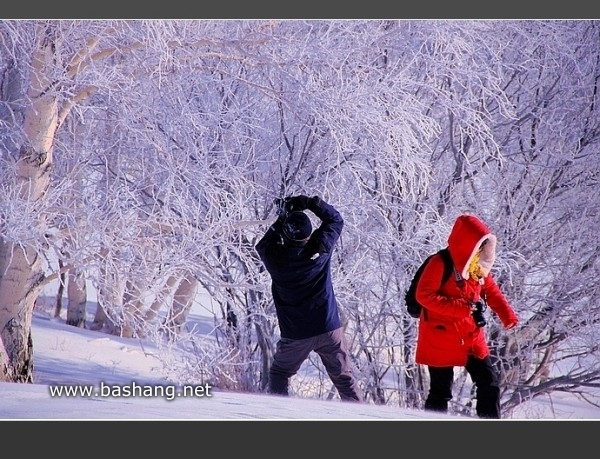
[1,20,599,417]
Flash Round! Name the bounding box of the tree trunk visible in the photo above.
[0,242,40,382]
[66,270,87,328]
[121,280,145,338]
[0,24,59,382]
[144,276,180,322]
[164,275,198,341]
[54,259,66,319]
[90,300,117,334]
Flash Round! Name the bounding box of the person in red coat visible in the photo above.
[415,214,518,418]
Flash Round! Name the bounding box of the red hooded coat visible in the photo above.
[414,215,518,367]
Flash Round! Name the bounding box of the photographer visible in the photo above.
[255,194,362,402]
[414,214,518,418]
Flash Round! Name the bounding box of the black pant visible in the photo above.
[424,355,501,419]
[268,327,362,402]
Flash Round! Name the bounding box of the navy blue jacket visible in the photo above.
[256,198,343,339]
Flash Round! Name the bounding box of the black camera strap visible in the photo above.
[480,291,488,311]
[452,266,465,289]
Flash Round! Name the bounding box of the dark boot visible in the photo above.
[465,355,501,419]
[424,395,449,413]
[425,366,454,414]
[268,370,289,396]
[475,385,501,419]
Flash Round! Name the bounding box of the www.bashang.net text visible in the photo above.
[48,381,213,402]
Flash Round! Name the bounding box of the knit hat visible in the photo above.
[283,211,312,242]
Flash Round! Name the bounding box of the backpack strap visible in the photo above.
[422,248,459,322]
[438,247,464,289]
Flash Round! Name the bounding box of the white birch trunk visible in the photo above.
[66,270,87,328]
[164,275,198,341]
[144,275,180,323]
[0,25,58,382]
[121,280,146,339]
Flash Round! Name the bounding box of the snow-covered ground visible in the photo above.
[1,293,598,420]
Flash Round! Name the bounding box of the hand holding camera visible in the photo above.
[470,299,488,328]
[274,197,291,217]
[274,195,317,217]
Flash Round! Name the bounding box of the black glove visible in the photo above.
[290,195,322,211]
[274,197,290,217]
[274,196,321,221]
[274,195,316,216]
[286,195,312,212]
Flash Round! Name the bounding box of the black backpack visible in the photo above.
[404,248,454,318]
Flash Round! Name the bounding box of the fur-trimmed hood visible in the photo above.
[415,213,519,368]
[447,214,497,280]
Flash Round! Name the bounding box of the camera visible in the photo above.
[471,300,487,328]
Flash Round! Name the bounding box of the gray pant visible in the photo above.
[268,327,362,402]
